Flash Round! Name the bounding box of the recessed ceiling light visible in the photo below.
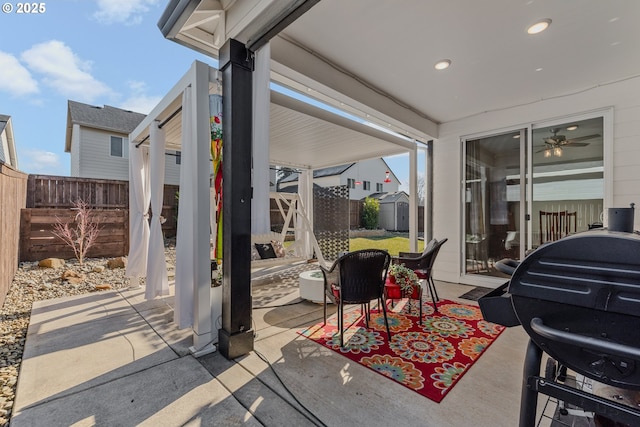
[513,134,520,139]
[535,68,543,72]
[566,125,578,131]
[434,59,451,70]
[527,19,552,35]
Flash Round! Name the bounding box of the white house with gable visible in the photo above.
[278,158,400,200]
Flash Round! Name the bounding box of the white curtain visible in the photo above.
[145,121,169,299]
[174,87,195,328]
[126,142,150,277]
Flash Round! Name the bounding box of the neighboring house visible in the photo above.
[277,158,400,200]
[65,101,181,184]
[368,191,410,232]
[0,115,18,169]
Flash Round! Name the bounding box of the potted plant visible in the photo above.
[388,263,419,296]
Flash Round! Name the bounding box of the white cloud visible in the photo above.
[93,0,160,25]
[119,80,161,114]
[21,149,63,174]
[0,51,39,97]
[120,95,162,114]
[20,40,112,103]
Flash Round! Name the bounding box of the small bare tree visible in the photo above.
[52,199,102,265]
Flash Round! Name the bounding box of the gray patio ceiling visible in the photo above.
[159,0,640,143]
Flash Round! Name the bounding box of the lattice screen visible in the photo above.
[314,185,350,261]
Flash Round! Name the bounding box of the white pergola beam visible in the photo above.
[409,146,418,252]
[269,35,438,141]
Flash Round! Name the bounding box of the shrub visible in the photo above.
[361,197,380,230]
[52,199,102,265]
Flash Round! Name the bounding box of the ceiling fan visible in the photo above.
[536,128,600,156]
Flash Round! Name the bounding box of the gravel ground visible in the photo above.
[0,247,176,427]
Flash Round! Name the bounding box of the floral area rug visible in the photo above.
[298,298,505,403]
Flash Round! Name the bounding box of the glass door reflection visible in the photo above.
[464,129,525,277]
[530,117,604,249]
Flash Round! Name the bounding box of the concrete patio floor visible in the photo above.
[11,265,559,426]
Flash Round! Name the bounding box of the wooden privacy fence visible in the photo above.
[20,208,129,262]
[20,175,180,262]
[27,175,128,208]
[0,164,28,306]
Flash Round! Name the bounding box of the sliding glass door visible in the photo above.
[463,129,526,277]
[531,117,604,248]
[462,113,605,280]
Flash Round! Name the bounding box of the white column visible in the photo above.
[409,146,418,252]
[298,168,314,258]
[423,144,433,242]
[175,87,195,329]
[193,62,214,350]
[251,42,271,234]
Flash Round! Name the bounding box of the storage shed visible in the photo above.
[368,191,410,232]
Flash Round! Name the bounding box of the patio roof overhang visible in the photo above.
[158,0,640,145]
[129,62,417,171]
[157,0,439,144]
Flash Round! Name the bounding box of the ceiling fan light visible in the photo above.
[434,59,451,70]
[527,19,552,35]
[553,147,563,157]
[544,149,551,158]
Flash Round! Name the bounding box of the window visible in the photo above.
[347,178,355,189]
[175,151,181,165]
[376,183,383,192]
[363,181,370,190]
[109,136,128,158]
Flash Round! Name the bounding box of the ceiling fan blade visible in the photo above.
[566,133,600,143]
[535,147,550,153]
[562,142,590,147]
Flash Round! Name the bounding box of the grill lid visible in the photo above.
[508,230,640,389]
[509,229,640,317]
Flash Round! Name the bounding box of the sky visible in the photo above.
[0,0,419,189]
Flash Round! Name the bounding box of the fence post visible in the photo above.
[19,209,31,262]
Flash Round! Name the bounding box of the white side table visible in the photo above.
[299,270,328,303]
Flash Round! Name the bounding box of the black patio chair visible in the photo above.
[393,238,448,313]
[320,249,391,347]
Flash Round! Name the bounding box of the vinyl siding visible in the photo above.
[77,128,129,180]
[73,126,181,185]
[164,150,181,185]
[70,124,80,176]
[0,132,7,164]
[434,76,640,287]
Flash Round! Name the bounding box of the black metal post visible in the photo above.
[218,38,255,359]
[520,339,543,427]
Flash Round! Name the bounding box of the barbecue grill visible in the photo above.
[480,224,640,426]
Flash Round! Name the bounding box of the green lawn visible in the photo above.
[349,235,425,256]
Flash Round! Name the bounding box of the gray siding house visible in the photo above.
[65,101,181,184]
[0,115,18,169]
